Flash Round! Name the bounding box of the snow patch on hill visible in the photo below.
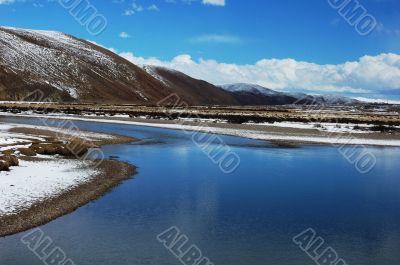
[221,83,281,96]
[142,65,168,86]
[0,26,141,100]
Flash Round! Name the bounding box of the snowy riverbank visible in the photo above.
[0,121,136,237]
[1,112,400,147]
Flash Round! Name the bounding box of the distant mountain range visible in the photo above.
[220,83,360,105]
[0,26,362,106]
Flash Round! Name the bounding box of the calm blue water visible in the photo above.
[1,116,399,265]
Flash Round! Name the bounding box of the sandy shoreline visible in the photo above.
[0,123,137,237]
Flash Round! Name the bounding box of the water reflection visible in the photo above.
[0,116,399,265]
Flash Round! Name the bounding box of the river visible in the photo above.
[0,116,399,265]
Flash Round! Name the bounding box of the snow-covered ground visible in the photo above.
[0,122,109,217]
[0,122,113,144]
[244,121,381,134]
[0,159,96,215]
[0,123,45,148]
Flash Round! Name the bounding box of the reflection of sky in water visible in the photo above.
[0,116,399,265]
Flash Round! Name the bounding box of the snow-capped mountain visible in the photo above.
[286,92,360,105]
[220,83,298,105]
[315,94,359,105]
[220,83,361,105]
[221,83,281,96]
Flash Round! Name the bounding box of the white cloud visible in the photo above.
[353,97,400,105]
[165,0,197,4]
[89,40,400,95]
[148,4,159,11]
[202,0,225,6]
[116,51,400,94]
[0,0,16,4]
[123,1,143,16]
[123,9,135,15]
[33,2,44,8]
[190,34,241,44]
[119,32,130,38]
[375,22,400,37]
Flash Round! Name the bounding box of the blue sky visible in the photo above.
[1,0,400,100]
